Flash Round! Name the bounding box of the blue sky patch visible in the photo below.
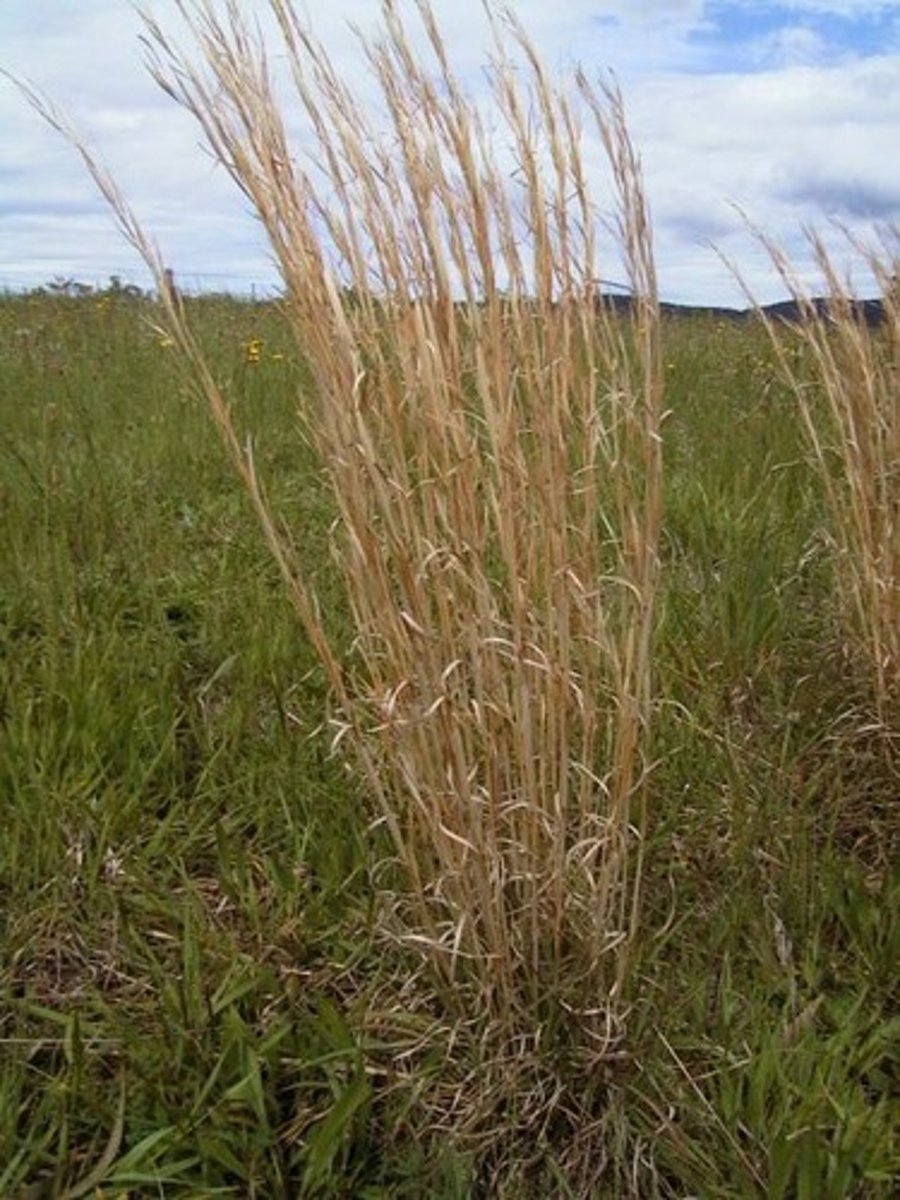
[690,3,899,71]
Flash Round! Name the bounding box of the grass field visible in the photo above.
[1,286,897,1197]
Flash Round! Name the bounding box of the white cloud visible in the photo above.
[758,25,829,67]
[627,50,900,298]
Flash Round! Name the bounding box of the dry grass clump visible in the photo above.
[29,0,663,1165]
[750,230,899,727]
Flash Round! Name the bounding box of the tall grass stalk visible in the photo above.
[28,0,663,1146]
[747,230,899,726]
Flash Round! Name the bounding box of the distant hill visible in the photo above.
[754,297,885,328]
[601,292,886,327]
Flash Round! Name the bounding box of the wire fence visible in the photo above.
[1,265,635,301]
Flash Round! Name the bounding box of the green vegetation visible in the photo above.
[1,289,896,1197]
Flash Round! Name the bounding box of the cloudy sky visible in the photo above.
[2,1,899,305]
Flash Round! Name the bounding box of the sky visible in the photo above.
[2,1,899,305]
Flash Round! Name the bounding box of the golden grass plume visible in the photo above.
[745,227,899,727]
[23,0,665,1170]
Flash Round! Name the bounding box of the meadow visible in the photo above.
[3,2,899,1194]
[1,285,896,1197]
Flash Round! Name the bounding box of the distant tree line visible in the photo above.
[30,274,151,300]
